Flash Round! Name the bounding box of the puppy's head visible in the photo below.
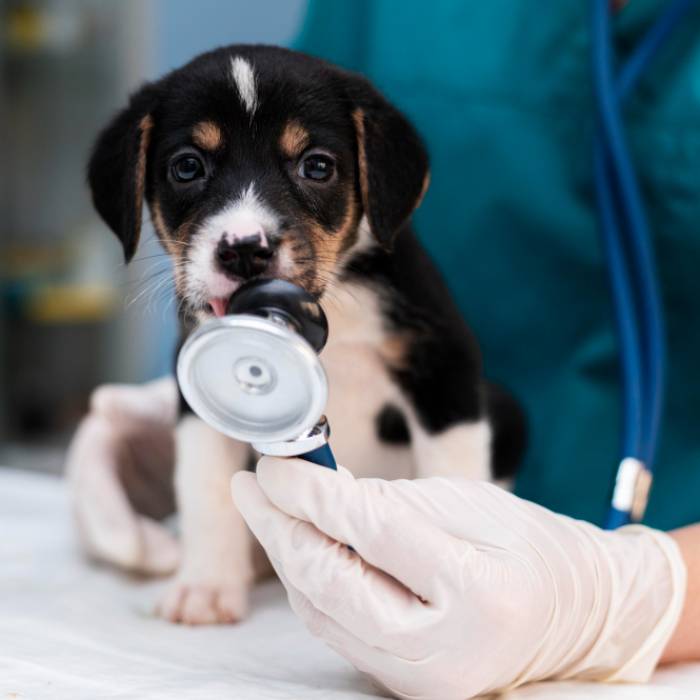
[88,45,428,323]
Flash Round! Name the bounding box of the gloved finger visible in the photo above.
[273,556,431,676]
[74,476,179,575]
[379,476,524,546]
[275,565,434,700]
[254,457,474,602]
[80,380,178,520]
[134,516,180,575]
[67,414,178,575]
[67,415,136,559]
[90,377,179,428]
[76,504,178,575]
[118,424,176,520]
[232,471,438,652]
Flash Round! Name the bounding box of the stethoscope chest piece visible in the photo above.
[178,315,327,444]
[177,279,335,467]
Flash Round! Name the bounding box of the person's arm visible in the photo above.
[232,458,687,700]
[661,524,700,664]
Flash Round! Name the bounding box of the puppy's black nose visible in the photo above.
[216,234,274,279]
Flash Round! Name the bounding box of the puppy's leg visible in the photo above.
[390,329,495,481]
[158,415,253,625]
[408,416,492,480]
[408,383,527,483]
[322,343,414,481]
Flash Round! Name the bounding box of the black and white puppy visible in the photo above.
[88,45,526,624]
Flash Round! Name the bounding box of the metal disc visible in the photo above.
[177,315,327,443]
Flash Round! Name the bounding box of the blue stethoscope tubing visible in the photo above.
[301,442,338,470]
[591,0,697,527]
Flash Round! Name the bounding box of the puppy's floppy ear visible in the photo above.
[87,83,159,262]
[348,78,429,249]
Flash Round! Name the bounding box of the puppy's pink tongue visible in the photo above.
[209,298,228,317]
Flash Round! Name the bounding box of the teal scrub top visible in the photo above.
[295,0,700,530]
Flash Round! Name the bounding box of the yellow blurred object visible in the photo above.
[26,284,117,324]
[0,244,70,279]
[6,5,44,50]
[4,2,84,53]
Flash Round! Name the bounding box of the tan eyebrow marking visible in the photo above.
[351,108,370,216]
[192,120,223,151]
[279,120,310,158]
[132,115,154,253]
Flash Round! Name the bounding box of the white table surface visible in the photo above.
[1,468,698,700]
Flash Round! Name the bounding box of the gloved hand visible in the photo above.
[232,458,686,700]
[65,377,180,575]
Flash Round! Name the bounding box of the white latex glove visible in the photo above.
[232,458,686,700]
[66,377,180,575]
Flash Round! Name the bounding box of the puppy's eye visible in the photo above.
[298,153,335,182]
[171,155,205,183]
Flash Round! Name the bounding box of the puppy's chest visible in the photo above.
[319,283,412,479]
[321,283,396,395]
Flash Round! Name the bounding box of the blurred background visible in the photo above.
[0,0,307,472]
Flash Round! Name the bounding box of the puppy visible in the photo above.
[88,45,526,624]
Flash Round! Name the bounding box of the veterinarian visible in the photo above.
[67,0,700,697]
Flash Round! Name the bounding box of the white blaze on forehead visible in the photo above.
[230,56,258,115]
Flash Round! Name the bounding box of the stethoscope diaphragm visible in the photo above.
[177,313,328,444]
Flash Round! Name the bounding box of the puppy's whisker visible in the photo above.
[130,252,177,264]
[121,268,170,292]
[126,271,175,309]
[144,276,177,316]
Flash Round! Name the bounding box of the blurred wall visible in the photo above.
[157,0,306,73]
[1,0,155,443]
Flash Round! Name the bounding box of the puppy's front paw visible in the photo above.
[157,580,249,625]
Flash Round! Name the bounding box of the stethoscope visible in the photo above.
[592,0,696,528]
[177,279,338,470]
